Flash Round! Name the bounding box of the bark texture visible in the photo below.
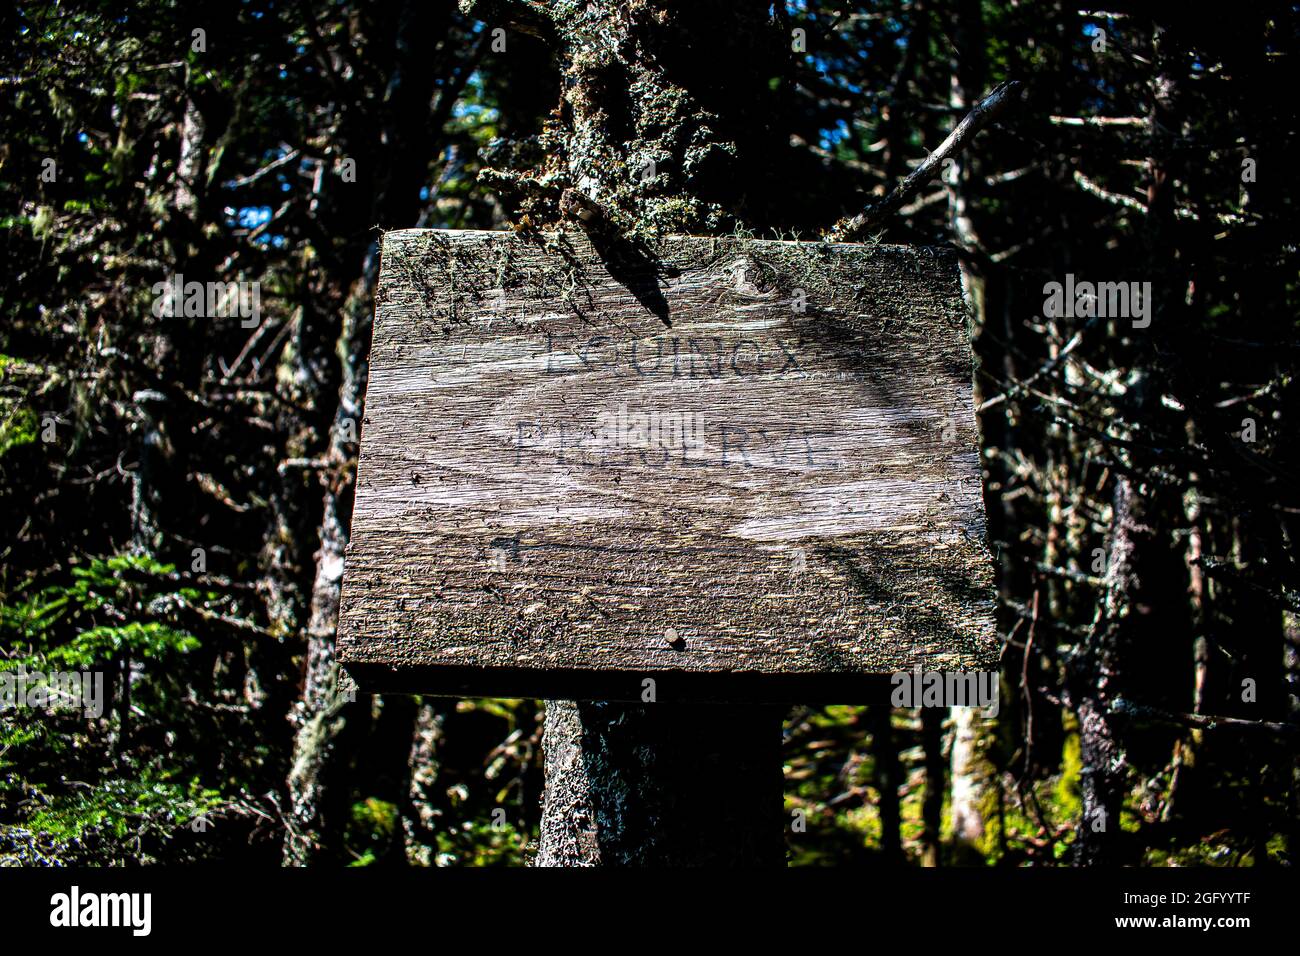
[535,701,784,866]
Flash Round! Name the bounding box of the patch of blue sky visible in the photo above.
[236,206,271,229]
[819,118,851,152]
[222,204,283,247]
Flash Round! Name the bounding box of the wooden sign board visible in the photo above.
[338,229,996,701]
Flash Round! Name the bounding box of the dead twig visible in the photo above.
[830,80,1023,241]
[1114,698,1300,737]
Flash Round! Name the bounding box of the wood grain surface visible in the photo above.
[338,229,996,701]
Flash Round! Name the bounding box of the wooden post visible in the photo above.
[536,701,784,866]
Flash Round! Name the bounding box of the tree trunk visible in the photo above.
[949,706,986,861]
[283,0,443,865]
[921,706,946,866]
[468,0,793,867]
[283,253,379,866]
[1073,469,1147,865]
[868,705,904,864]
[404,701,445,866]
[1286,612,1300,863]
[536,701,784,866]
[944,2,992,866]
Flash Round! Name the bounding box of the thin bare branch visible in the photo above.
[829,80,1023,241]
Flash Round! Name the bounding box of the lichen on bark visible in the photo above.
[465,0,792,239]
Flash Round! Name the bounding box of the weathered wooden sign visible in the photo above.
[337,229,996,700]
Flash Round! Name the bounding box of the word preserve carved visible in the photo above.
[338,229,996,700]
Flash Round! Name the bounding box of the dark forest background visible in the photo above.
[1,0,1297,866]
